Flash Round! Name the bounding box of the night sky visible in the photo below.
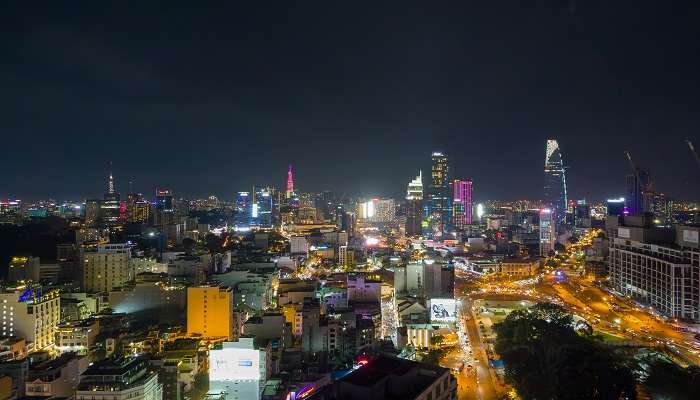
[2,2,699,202]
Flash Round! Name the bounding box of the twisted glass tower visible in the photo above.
[543,139,567,225]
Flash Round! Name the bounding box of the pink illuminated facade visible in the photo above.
[452,179,472,228]
[286,164,295,198]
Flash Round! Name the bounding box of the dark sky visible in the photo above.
[2,1,699,202]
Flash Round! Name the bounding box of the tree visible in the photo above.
[494,302,637,400]
[643,359,700,400]
[182,237,196,255]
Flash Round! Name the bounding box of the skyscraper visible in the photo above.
[625,169,652,216]
[452,178,473,229]
[101,167,122,225]
[405,172,423,237]
[286,164,295,199]
[154,189,175,226]
[426,152,450,238]
[543,139,568,225]
[234,191,251,228]
[539,208,556,256]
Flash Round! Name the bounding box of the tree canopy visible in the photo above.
[494,303,636,400]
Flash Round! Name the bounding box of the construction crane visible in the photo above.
[686,140,700,170]
[624,150,639,176]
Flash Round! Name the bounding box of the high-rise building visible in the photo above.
[234,191,251,228]
[625,169,652,216]
[606,197,627,217]
[187,285,237,340]
[426,152,450,238]
[405,171,423,237]
[101,169,122,226]
[82,243,133,293]
[0,286,61,350]
[154,189,175,226]
[539,209,556,256]
[608,219,699,321]
[0,199,22,224]
[253,186,274,228]
[574,200,591,228]
[286,164,295,199]
[452,178,473,229]
[126,193,150,223]
[84,199,102,226]
[543,139,568,225]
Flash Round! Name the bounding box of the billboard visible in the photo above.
[209,347,260,381]
[429,298,457,322]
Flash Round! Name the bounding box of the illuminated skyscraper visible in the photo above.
[405,172,423,236]
[286,164,295,199]
[101,167,122,225]
[253,186,273,228]
[452,179,472,229]
[154,189,175,226]
[426,152,450,238]
[539,208,556,256]
[543,139,568,225]
[234,191,251,228]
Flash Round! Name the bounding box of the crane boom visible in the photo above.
[624,151,638,175]
[686,140,700,169]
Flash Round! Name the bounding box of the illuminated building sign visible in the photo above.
[428,298,457,322]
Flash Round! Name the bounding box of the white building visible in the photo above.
[347,273,381,303]
[82,243,134,293]
[609,219,700,321]
[208,338,270,400]
[0,286,61,350]
[539,209,556,256]
[290,236,309,255]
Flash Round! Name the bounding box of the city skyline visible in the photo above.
[2,3,700,201]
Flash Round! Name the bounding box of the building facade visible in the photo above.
[543,139,567,225]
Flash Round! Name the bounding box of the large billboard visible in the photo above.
[428,298,457,322]
[209,347,260,381]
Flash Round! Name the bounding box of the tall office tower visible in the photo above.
[154,189,175,226]
[286,164,295,199]
[335,205,356,235]
[82,243,133,293]
[253,186,274,228]
[405,171,424,236]
[187,285,237,340]
[234,191,251,228]
[426,152,450,238]
[452,178,473,229]
[574,200,591,228]
[84,199,102,226]
[126,193,150,223]
[543,139,568,225]
[0,286,60,350]
[315,191,334,222]
[101,169,122,225]
[539,208,556,256]
[625,169,652,216]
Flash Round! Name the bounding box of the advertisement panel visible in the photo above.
[429,298,457,322]
[209,347,260,381]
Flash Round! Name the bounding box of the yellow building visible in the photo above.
[187,286,236,340]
